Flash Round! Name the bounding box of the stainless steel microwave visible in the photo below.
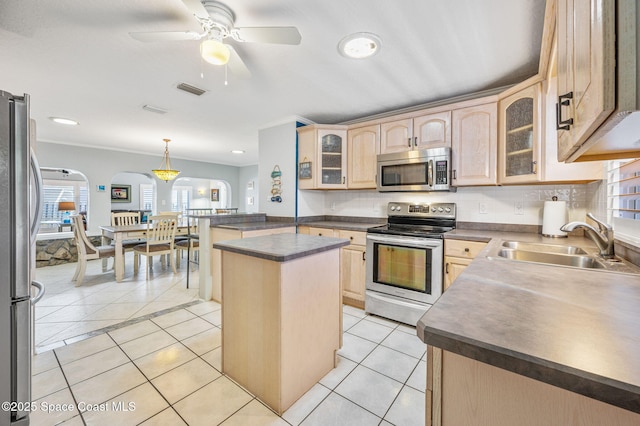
[377,147,454,192]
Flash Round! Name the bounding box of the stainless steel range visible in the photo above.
[365,202,456,325]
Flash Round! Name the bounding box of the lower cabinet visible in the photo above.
[443,239,487,290]
[298,226,367,308]
[427,348,640,426]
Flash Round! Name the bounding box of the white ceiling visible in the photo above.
[0,0,546,167]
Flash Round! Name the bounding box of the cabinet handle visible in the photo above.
[464,247,470,252]
[407,137,411,148]
[556,92,574,131]
[445,263,449,274]
[362,251,366,261]
[414,136,418,147]
[531,160,537,174]
[342,176,345,184]
[452,169,457,180]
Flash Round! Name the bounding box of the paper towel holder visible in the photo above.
[542,196,568,238]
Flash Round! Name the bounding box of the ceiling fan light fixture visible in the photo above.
[338,32,381,59]
[200,39,231,65]
[152,139,181,182]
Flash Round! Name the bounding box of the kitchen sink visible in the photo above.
[496,248,605,269]
[501,241,588,255]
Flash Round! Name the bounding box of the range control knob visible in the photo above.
[438,207,444,212]
[444,207,451,213]
[390,205,398,211]
[431,207,437,212]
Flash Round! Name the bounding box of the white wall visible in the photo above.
[239,165,259,213]
[258,122,297,217]
[37,142,241,233]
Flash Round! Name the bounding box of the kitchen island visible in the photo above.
[190,212,296,301]
[418,233,640,425]
[213,233,350,415]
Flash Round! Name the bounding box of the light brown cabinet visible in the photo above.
[298,226,366,308]
[298,125,348,189]
[499,84,542,184]
[556,0,615,161]
[380,111,452,154]
[443,239,487,291]
[347,124,380,189]
[451,103,498,186]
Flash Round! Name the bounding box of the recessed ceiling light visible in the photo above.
[231,150,245,154]
[49,117,79,126]
[338,32,381,59]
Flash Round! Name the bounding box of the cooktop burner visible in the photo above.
[367,202,456,238]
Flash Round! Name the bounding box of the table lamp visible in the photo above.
[58,201,76,224]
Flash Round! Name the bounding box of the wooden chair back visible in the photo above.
[72,214,99,259]
[146,215,178,247]
[111,211,141,226]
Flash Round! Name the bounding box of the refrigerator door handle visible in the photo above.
[30,149,43,245]
[31,281,45,305]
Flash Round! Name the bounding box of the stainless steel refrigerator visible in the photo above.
[0,90,45,426]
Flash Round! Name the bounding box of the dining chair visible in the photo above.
[71,214,122,286]
[132,215,178,279]
[111,211,141,226]
[176,214,199,270]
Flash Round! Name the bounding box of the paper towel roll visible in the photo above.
[542,201,568,237]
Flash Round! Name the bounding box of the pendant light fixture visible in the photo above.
[152,138,180,182]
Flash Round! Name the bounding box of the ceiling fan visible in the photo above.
[129,0,302,78]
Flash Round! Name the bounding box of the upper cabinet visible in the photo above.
[380,111,451,154]
[556,0,640,162]
[298,125,348,190]
[556,0,616,161]
[499,83,542,184]
[347,124,380,189]
[451,103,498,186]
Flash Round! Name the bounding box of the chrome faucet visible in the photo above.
[560,213,615,259]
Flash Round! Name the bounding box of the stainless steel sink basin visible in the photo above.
[497,248,605,269]
[501,241,588,255]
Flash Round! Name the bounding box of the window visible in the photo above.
[172,185,192,215]
[40,178,89,234]
[140,184,154,211]
[607,159,640,221]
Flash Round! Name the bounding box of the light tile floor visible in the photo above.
[32,255,426,425]
[34,252,201,352]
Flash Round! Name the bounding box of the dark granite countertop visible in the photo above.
[215,222,296,232]
[417,232,640,414]
[212,233,350,262]
[298,220,384,232]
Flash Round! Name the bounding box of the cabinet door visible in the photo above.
[499,84,541,184]
[414,111,452,149]
[444,256,472,291]
[380,119,413,154]
[452,103,498,186]
[317,129,347,188]
[347,125,380,189]
[307,227,337,237]
[341,245,366,306]
[556,0,616,161]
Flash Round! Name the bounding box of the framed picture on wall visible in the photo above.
[211,188,219,202]
[111,184,131,202]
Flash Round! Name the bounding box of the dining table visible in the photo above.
[100,223,189,282]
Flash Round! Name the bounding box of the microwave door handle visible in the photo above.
[427,159,434,187]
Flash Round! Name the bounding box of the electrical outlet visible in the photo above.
[479,202,488,214]
[514,200,524,215]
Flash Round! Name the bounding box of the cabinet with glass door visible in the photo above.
[498,83,541,184]
[298,125,348,189]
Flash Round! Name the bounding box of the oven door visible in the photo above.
[365,233,443,305]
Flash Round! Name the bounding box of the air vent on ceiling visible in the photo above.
[176,83,207,96]
[142,104,168,114]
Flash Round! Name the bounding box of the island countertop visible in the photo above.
[417,234,640,414]
[212,233,350,262]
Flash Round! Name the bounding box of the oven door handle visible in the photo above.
[366,234,442,248]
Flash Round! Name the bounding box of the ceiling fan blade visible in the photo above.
[232,27,301,45]
[129,31,203,42]
[226,45,251,79]
[181,0,210,21]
